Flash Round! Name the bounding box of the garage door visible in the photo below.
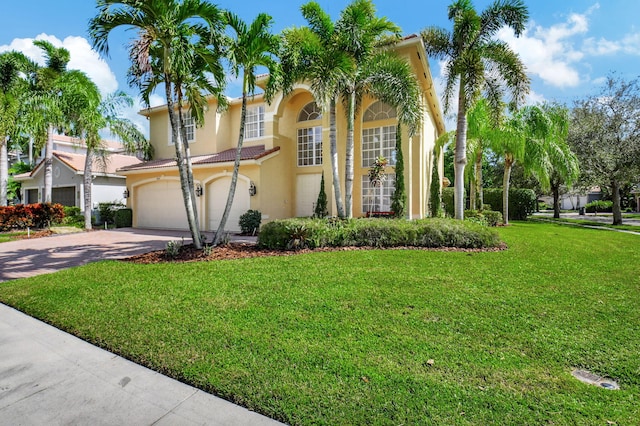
[52,187,76,207]
[207,177,249,233]
[296,174,322,217]
[135,180,188,229]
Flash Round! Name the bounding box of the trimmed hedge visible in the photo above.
[0,203,65,231]
[585,200,612,213]
[257,217,502,250]
[482,188,536,221]
[114,208,133,228]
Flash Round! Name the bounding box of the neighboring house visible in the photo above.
[14,151,143,209]
[119,35,446,232]
[540,188,602,211]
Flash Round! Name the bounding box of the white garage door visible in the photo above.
[135,180,188,229]
[296,174,322,217]
[207,177,249,233]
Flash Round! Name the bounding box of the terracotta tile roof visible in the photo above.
[19,151,143,179]
[118,145,280,172]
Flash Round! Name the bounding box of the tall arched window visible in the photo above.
[362,101,397,167]
[297,102,323,167]
[361,101,398,213]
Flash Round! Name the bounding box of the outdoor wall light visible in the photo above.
[123,188,130,198]
[195,184,203,197]
[249,181,257,197]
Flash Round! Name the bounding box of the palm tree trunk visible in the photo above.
[165,82,202,249]
[329,98,345,218]
[344,90,356,218]
[0,138,7,206]
[83,147,93,230]
[551,177,561,219]
[213,90,247,246]
[44,124,53,203]
[503,156,513,225]
[611,179,623,226]
[469,175,476,211]
[475,149,483,210]
[454,85,468,220]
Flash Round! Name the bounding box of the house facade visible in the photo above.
[15,150,142,209]
[119,36,446,232]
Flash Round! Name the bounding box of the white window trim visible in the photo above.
[362,173,396,214]
[297,126,323,167]
[245,105,265,140]
[168,109,195,146]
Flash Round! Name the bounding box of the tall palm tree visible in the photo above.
[279,2,351,218]
[422,0,530,220]
[336,0,421,218]
[212,11,280,246]
[281,0,422,218]
[89,0,226,249]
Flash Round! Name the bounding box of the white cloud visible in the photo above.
[583,37,622,56]
[0,33,118,95]
[525,89,546,105]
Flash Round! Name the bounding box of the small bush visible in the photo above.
[114,209,133,228]
[585,200,613,213]
[482,210,503,227]
[58,206,84,227]
[239,210,261,235]
[464,210,488,226]
[258,217,501,250]
[165,239,183,259]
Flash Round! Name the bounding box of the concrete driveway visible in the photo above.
[0,228,197,282]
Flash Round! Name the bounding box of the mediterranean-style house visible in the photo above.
[119,35,446,232]
[14,134,142,208]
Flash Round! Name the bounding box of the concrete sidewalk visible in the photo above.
[0,303,282,425]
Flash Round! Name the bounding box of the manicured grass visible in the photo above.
[1,222,639,424]
[0,230,36,243]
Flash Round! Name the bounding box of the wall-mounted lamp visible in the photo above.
[123,188,130,198]
[249,181,257,197]
[195,184,203,197]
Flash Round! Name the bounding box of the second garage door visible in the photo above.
[207,177,249,233]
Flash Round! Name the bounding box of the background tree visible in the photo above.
[568,75,640,225]
[212,11,280,246]
[90,0,226,249]
[421,0,529,220]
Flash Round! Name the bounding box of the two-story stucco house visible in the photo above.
[118,35,446,232]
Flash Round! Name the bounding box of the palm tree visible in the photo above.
[212,11,280,246]
[491,103,578,224]
[89,0,226,249]
[422,0,530,220]
[279,2,351,218]
[335,0,422,218]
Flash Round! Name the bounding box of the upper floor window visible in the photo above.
[169,109,195,145]
[245,105,265,139]
[363,101,397,122]
[297,127,322,167]
[362,125,396,168]
[298,102,322,122]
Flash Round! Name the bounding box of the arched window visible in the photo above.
[363,101,396,122]
[297,102,323,166]
[298,102,322,122]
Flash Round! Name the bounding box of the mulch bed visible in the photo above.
[121,241,508,264]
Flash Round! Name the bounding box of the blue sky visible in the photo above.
[1,0,639,132]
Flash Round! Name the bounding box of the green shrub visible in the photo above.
[258,217,501,250]
[60,206,84,227]
[165,239,183,259]
[114,209,133,228]
[483,188,536,220]
[239,209,262,235]
[482,210,503,227]
[98,202,125,225]
[442,187,455,217]
[314,174,329,218]
[585,200,613,213]
[464,210,488,226]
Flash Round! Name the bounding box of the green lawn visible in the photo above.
[1,222,638,425]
